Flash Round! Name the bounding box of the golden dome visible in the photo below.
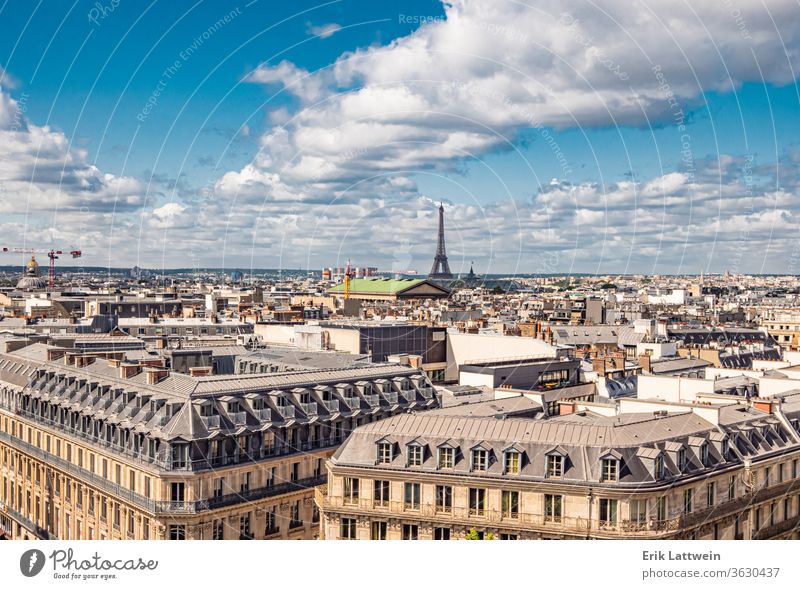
[26,255,39,275]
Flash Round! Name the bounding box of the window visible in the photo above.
[546,454,563,478]
[407,445,423,467]
[438,447,454,469]
[434,527,451,540]
[213,519,224,540]
[213,478,224,499]
[630,499,647,524]
[404,482,420,509]
[656,496,667,521]
[371,521,387,540]
[601,458,618,482]
[373,480,390,507]
[341,517,357,540]
[402,524,418,540]
[290,501,301,528]
[706,482,715,508]
[502,490,519,519]
[504,451,520,474]
[435,485,452,513]
[700,443,709,466]
[728,476,736,500]
[654,454,665,480]
[544,494,562,523]
[169,524,186,540]
[343,477,359,505]
[239,514,252,539]
[722,439,729,460]
[471,448,488,472]
[683,488,693,514]
[377,442,393,464]
[469,488,486,516]
[241,472,250,493]
[599,498,618,526]
[170,482,185,503]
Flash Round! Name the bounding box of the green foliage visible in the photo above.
[464,527,494,540]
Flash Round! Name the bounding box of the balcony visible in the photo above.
[418,387,435,400]
[323,399,340,413]
[300,402,318,416]
[277,405,296,419]
[201,415,220,429]
[363,394,380,407]
[229,411,247,426]
[342,397,361,411]
[256,408,272,421]
[382,392,398,404]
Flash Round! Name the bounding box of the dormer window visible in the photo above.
[654,454,665,480]
[547,454,564,478]
[700,443,709,467]
[407,444,423,467]
[438,447,454,469]
[721,438,729,460]
[677,448,687,472]
[471,448,488,472]
[377,442,393,464]
[601,457,619,482]
[504,451,520,475]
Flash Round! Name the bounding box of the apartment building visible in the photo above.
[0,343,437,540]
[318,396,800,540]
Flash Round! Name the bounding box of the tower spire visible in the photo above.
[428,202,453,280]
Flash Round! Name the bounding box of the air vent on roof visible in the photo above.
[653,410,669,418]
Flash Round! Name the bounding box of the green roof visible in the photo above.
[328,277,428,294]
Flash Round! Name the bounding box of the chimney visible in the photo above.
[592,357,606,377]
[119,362,141,379]
[145,367,170,385]
[156,337,167,349]
[107,358,122,368]
[75,355,95,368]
[751,397,777,414]
[47,349,67,362]
[638,353,652,373]
[189,366,213,377]
[559,401,576,416]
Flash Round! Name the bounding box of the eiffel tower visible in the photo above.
[428,203,453,280]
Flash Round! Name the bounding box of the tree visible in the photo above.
[464,527,494,540]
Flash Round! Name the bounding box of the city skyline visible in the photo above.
[1,0,800,274]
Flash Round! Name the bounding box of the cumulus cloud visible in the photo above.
[198,0,800,272]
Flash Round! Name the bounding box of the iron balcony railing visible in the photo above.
[363,394,380,407]
[319,479,800,538]
[301,403,318,416]
[323,400,340,413]
[277,405,296,419]
[1,429,328,515]
[201,415,221,429]
[342,397,361,411]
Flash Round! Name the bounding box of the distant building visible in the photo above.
[327,278,450,301]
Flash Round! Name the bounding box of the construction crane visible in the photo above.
[344,259,353,300]
[1,246,82,290]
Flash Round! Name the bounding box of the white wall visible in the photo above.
[636,341,677,359]
[636,374,715,402]
[446,332,557,381]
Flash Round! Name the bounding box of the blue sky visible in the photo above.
[1,0,799,274]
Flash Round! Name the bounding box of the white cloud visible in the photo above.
[307,22,341,39]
